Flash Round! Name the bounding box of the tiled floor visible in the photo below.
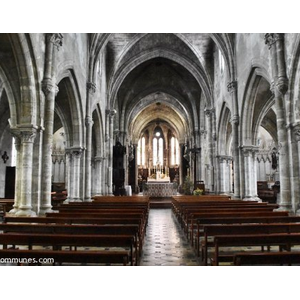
[140,208,201,266]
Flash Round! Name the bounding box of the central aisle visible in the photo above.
[140,208,200,266]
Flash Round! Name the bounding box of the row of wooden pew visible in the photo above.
[172,195,300,266]
[0,196,150,266]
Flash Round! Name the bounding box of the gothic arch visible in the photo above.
[218,102,232,156]
[92,104,105,157]
[55,70,84,148]
[0,66,17,127]
[240,66,274,146]
[288,33,300,123]
[108,48,213,110]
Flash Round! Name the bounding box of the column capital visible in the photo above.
[66,146,84,157]
[10,125,38,144]
[230,115,239,126]
[85,116,94,126]
[241,145,260,155]
[264,33,283,49]
[217,155,233,163]
[227,81,237,93]
[42,79,59,97]
[87,82,96,94]
[94,156,104,162]
[288,122,300,142]
[276,77,289,95]
[47,33,63,50]
[106,109,117,118]
[204,108,215,117]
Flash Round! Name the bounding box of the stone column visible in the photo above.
[72,148,83,202]
[242,147,252,200]
[84,115,94,202]
[64,150,73,203]
[241,146,260,201]
[265,33,291,210]
[9,135,21,214]
[40,33,63,215]
[179,143,184,187]
[226,157,233,194]
[106,109,116,195]
[218,156,226,194]
[200,130,207,182]
[290,124,300,213]
[84,82,96,202]
[16,128,37,216]
[228,82,241,199]
[205,109,214,192]
[218,155,232,194]
[93,156,103,195]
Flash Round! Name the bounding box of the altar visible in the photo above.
[143,182,177,197]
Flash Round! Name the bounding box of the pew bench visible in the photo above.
[0,249,130,266]
[212,233,300,266]
[0,223,143,258]
[0,233,137,265]
[233,251,300,266]
[199,223,300,265]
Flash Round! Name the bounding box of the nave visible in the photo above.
[140,208,200,266]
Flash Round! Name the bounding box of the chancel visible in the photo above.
[2,33,300,266]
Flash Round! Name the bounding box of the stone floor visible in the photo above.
[140,208,201,266]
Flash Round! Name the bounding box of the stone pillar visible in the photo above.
[200,130,206,182]
[16,128,37,216]
[241,146,260,201]
[228,82,241,199]
[84,82,96,201]
[40,33,63,215]
[218,156,226,194]
[84,114,94,202]
[193,129,201,181]
[218,155,232,194]
[252,149,260,200]
[265,33,291,210]
[65,150,73,203]
[179,143,184,187]
[9,135,21,214]
[290,124,300,213]
[72,148,83,202]
[205,109,214,192]
[106,109,116,195]
[93,156,103,195]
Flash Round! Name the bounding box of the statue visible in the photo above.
[271,148,277,170]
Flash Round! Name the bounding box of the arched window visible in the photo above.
[175,138,180,165]
[158,138,163,165]
[141,137,145,166]
[137,137,146,166]
[11,137,16,167]
[171,137,175,165]
[219,50,225,74]
[137,139,141,165]
[153,138,157,165]
[171,136,180,166]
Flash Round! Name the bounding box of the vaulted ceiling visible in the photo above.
[93,33,217,143]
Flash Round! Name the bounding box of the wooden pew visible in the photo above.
[185,211,289,239]
[2,216,146,255]
[0,223,143,259]
[200,223,300,265]
[194,216,300,258]
[212,233,300,266]
[233,251,300,266]
[0,233,136,265]
[0,249,130,266]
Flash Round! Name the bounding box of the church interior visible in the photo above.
[2,32,300,269]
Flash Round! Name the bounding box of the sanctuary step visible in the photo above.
[149,198,172,209]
